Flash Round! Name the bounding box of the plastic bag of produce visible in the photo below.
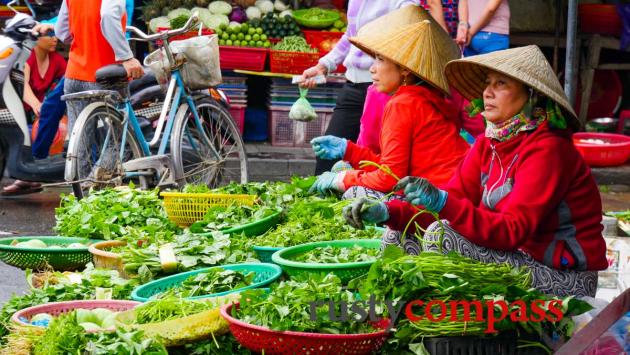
[171,34,222,89]
[289,88,318,122]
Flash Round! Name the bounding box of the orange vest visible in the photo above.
[65,0,127,82]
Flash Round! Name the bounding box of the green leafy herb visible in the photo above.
[33,312,86,355]
[84,328,168,355]
[292,245,380,263]
[189,204,279,233]
[134,297,211,324]
[160,268,255,298]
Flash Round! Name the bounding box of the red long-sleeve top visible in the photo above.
[342,85,469,192]
[385,122,608,271]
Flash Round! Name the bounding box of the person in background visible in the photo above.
[343,46,606,297]
[301,0,420,175]
[462,0,510,56]
[1,35,67,196]
[309,8,469,200]
[421,0,469,46]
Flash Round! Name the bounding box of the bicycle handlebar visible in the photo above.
[127,14,199,42]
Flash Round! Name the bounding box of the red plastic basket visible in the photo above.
[270,50,320,74]
[220,46,269,71]
[269,105,333,147]
[221,303,390,355]
[229,104,246,134]
[303,30,344,55]
[573,132,630,167]
[12,300,141,333]
[578,4,622,36]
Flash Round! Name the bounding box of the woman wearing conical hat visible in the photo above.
[309,13,470,198]
[343,45,607,297]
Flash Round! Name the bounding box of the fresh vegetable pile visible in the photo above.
[160,268,255,298]
[291,245,380,263]
[216,22,272,48]
[134,296,211,324]
[272,35,317,52]
[235,273,379,334]
[54,186,177,240]
[9,239,87,249]
[252,12,301,39]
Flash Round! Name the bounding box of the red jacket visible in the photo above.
[386,122,607,271]
[342,85,469,192]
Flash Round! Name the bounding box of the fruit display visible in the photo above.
[251,12,302,39]
[217,22,272,48]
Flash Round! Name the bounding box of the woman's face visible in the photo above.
[482,71,529,124]
[37,36,58,52]
[369,55,407,94]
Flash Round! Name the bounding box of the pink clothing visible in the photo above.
[356,84,391,154]
[468,0,510,35]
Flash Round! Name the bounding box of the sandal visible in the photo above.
[1,180,43,196]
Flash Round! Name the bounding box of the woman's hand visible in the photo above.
[343,197,389,230]
[393,176,448,213]
[310,135,347,160]
[300,63,327,89]
[456,24,468,46]
[32,101,42,117]
[308,171,345,195]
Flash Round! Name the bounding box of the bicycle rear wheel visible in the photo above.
[171,98,248,187]
[65,102,145,198]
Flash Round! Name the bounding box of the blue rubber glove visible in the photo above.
[311,135,347,160]
[343,197,389,230]
[308,171,345,195]
[331,160,353,173]
[393,176,448,212]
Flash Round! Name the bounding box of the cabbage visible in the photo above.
[149,16,170,33]
[208,1,232,15]
[79,322,102,332]
[246,6,262,20]
[230,6,247,23]
[255,0,274,14]
[274,0,288,12]
[168,8,191,20]
[201,13,229,30]
[193,7,214,27]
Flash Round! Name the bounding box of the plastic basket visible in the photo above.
[220,210,284,237]
[573,132,630,167]
[130,263,283,302]
[0,236,100,271]
[253,246,283,263]
[303,30,344,55]
[88,240,129,278]
[578,4,622,36]
[160,192,257,227]
[11,300,141,332]
[228,104,246,134]
[221,303,390,355]
[269,50,320,74]
[271,239,381,284]
[292,9,341,29]
[219,46,269,71]
[269,105,333,147]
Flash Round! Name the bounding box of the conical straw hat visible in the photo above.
[355,5,431,38]
[350,18,460,95]
[444,45,580,128]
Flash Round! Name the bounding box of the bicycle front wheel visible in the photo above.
[171,98,248,187]
[65,102,145,198]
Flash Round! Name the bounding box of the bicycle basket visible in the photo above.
[171,35,222,90]
[144,49,171,91]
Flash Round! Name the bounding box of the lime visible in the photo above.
[260,34,267,41]
[219,23,227,31]
[216,29,223,36]
[221,32,229,40]
[248,27,255,35]
[256,28,263,34]
[230,34,237,41]
[253,34,260,41]
[333,20,345,29]
[241,23,249,33]
[256,40,263,47]
[226,39,233,46]
[237,33,244,40]
[263,41,271,48]
[219,39,226,45]
[234,40,241,46]
[248,40,255,47]
[245,34,252,41]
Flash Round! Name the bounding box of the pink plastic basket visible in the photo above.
[220,303,390,355]
[11,300,141,332]
[229,104,246,134]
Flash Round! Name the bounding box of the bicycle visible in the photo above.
[62,16,248,198]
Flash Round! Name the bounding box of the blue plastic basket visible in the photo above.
[130,263,283,302]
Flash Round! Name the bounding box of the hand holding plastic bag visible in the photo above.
[289,87,318,122]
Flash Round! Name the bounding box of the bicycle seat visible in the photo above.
[95,64,129,91]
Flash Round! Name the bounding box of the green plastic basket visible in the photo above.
[292,9,340,28]
[130,263,283,302]
[0,236,100,271]
[221,210,284,237]
[253,246,283,263]
[271,239,381,284]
